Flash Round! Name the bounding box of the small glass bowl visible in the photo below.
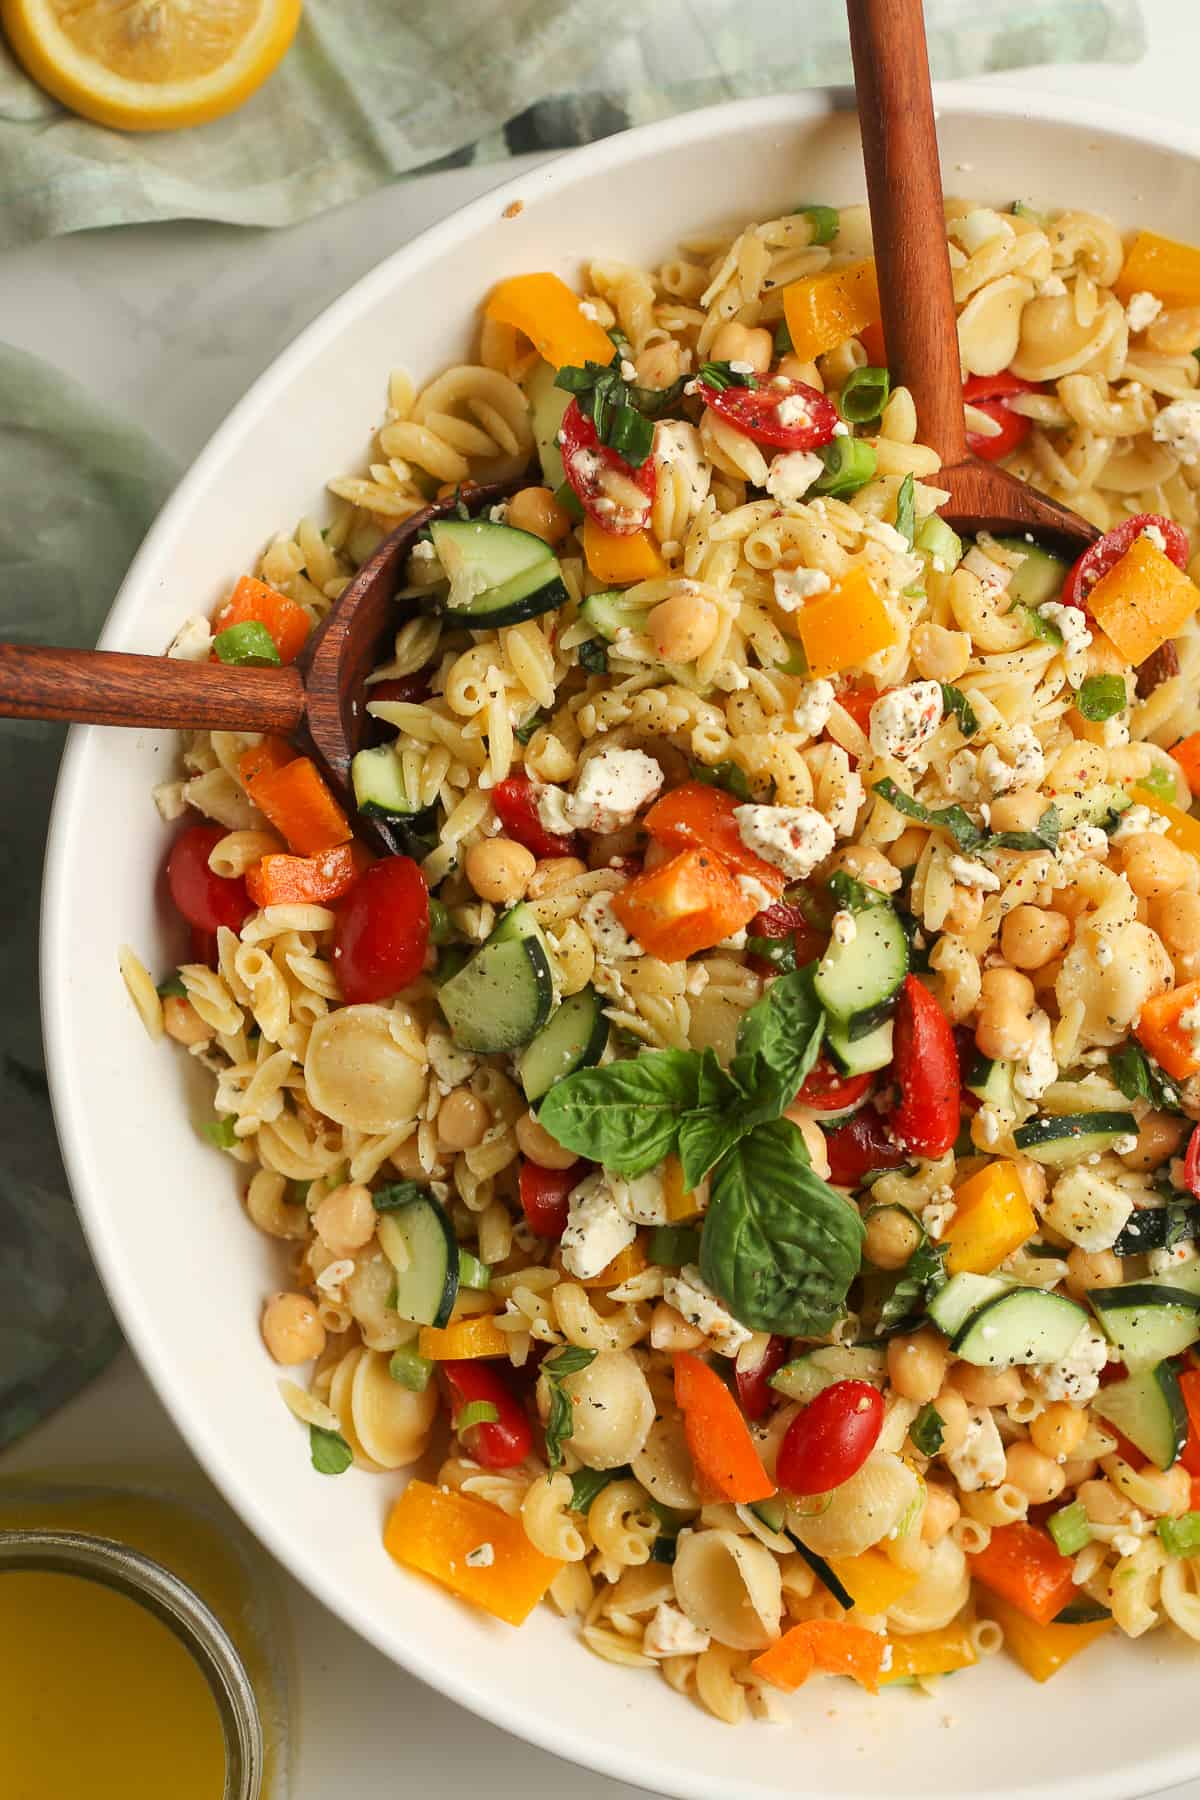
[0,1527,263,1800]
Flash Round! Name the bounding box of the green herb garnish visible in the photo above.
[543,1346,597,1469]
[428,896,456,945]
[200,1118,239,1150]
[794,203,839,245]
[909,1402,945,1457]
[515,709,546,745]
[894,473,916,549]
[648,1225,703,1268]
[156,972,187,998]
[745,934,797,973]
[568,1466,626,1511]
[1076,673,1128,722]
[690,758,753,801]
[372,1181,427,1212]
[578,637,609,674]
[940,683,978,738]
[554,356,658,467]
[309,1425,353,1476]
[698,359,759,391]
[1108,1041,1181,1112]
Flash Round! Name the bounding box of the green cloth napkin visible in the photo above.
[0,0,1144,252]
[0,345,177,1448]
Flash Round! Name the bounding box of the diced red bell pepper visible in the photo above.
[519,1159,582,1240]
[644,783,785,897]
[962,371,1042,462]
[1062,513,1190,611]
[492,775,578,859]
[695,375,839,451]
[890,975,960,1157]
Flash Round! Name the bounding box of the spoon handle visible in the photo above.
[845,0,967,466]
[0,643,306,732]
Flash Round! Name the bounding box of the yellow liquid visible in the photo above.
[2,1570,227,1800]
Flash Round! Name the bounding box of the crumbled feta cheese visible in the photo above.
[737,874,777,913]
[1038,601,1093,688]
[831,910,857,946]
[1032,1325,1109,1406]
[653,421,711,509]
[792,677,836,739]
[533,782,577,837]
[465,1542,495,1568]
[978,724,1046,795]
[426,1029,478,1090]
[166,615,214,661]
[610,1167,671,1228]
[643,1603,711,1659]
[719,929,748,950]
[734,804,835,880]
[865,518,912,557]
[775,394,815,427]
[946,748,979,800]
[315,1257,355,1294]
[1125,291,1163,334]
[765,449,824,505]
[1149,1241,1198,1276]
[713,660,751,691]
[1141,522,1168,554]
[1112,1530,1145,1559]
[1057,824,1109,869]
[729,360,755,376]
[1038,274,1067,297]
[488,502,509,523]
[1095,938,1114,967]
[560,1172,637,1280]
[1014,1009,1057,1103]
[1045,1165,1134,1252]
[570,749,664,833]
[771,563,831,611]
[578,300,600,321]
[977,1106,1003,1147]
[948,854,1001,892]
[619,359,638,382]
[946,1406,1006,1491]
[962,545,1013,599]
[1152,397,1200,466]
[868,681,944,762]
[832,420,849,437]
[922,1191,957,1240]
[954,208,1015,256]
[1113,803,1170,842]
[580,891,640,962]
[663,1265,753,1356]
[152,779,189,821]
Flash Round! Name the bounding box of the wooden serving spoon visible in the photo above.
[844,0,1098,556]
[0,480,514,851]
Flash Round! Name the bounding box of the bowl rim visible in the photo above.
[41,81,1200,1800]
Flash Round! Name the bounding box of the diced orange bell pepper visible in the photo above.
[213,575,311,666]
[579,1235,648,1291]
[1171,732,1200,798]
[611,848,757,961]
[644,782,785,897]
[484,272,617,371]
[1135,977,1200,1081]
[752,1619,886,1694]
[1113,230,1200,311]
[246,755,353,856]
[245,841,370,909]
[674,1351,775,1504]
[1129,784,1200,863]
[664,1152,703,1222]
[582,517,667,584]
[384,1480,562,1625]
[783,258,882,364]
[418,1315,509,1361]
[238,735,297,788]
[979,1592,1112,1683]
[968,1521,1075,1627]
[879,1621,978,1683]
[826,1547,919,1614]
[1085,534,1200,666]
[795,566,898,679]
[943,1160,1036,1276]
[859,318,888,365]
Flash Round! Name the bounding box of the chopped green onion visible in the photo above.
[200,1118,239,1150]
[690,759,753,801]
[794,203,839,245]
[914,513,963,571]
[773,318,794,358]
[212,621,282,667]
[1139,763,1179,806]
[578,638,609,675]
[427,896,456,945]
[458,1250,492,1290]
[909,1403,945,1457]
[309,1425,353,1475]
[894,473,916,548]
[697,360,758,391]
[1076,673,1128,722]
[568,1466,626,1511]
[553,479,584,523]
[648,1225,702,1267]
[838,365,891,424]
[811,436,877,497]
[156,972,187,998]
[1158,1511,1200,1556]
[456,1400,500,1433]
[1048,1499,1092,1556]
[388,1346,433,1391]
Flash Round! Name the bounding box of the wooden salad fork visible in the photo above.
[845,0,1098,556]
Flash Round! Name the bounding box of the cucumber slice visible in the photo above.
[926,1272,1010,1339]
[964,1052,1017,1114]
[914,514,963,571]
[814,901,908,1031]
[351,744,432,821]
[1093,1361,1188,1469]
[430,519,568,626]
[1090,1281,1200,1366]
[825,1014,894,1077]
[769,1344,887,1403]
[1113,1206,1200,1256]
[1055,783,1131,830]
[438,935,554,1053]
[488,901,545,946]
[951,1287,1088,1367]
[377,1192,458,1327]
[580,588,653,640]
[520,986,609,1102]
[527,360,571,491]
[1013,1111,1137,1167]
[994,536,1068,609]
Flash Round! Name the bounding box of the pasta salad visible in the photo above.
[123,197,1200,1722]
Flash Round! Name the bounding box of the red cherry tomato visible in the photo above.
[696,375,839,452]
[836,686,880,736]
[519,1159,582,1239]
[794,1056,875,1116]
[369,672,431,705]
[747,899,827,969]
[890,975,960,1158]
[776,1379,884,1496]
[559,399,656,535]
[735,1335,790,1421]
[492,774,578,859]
[823,1108,907,1187]
[165,824,251,934]
[442,1360,532,1470]
[1183,1123,1200,1200]
[1062,512,1190,611]
[189,928,219,968]
[332,855,429,1003]
[962,371,1042,462]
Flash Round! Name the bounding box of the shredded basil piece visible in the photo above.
[515,709,546,745]
[986,804,1062,853]
[1020,603,1063,647]
[310,1425,353,1475]
[1112,1199,1199,1255]
[698,360,758,391]
[894,473,916,549]
[1076,673,1128,722]
[940,683,978,738]
[1108,1040,1182,1112]
[773,318,794,358]
[875,1232,948,1334]
[648,1225,703,1268]
[553,355,659,467]
[156,972,187,998]
[690,758,753,801]
[794,203,839,245]
[873,777,985,852]
[838,365,890,424]
[909,1402,945,1457]
[543,1346,598,1468]
[568,1466,626,1511]
[827,868,888,912]
[578,637,609,674]
[745,934,798,973]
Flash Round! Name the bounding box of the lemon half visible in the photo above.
[1,0,302,132]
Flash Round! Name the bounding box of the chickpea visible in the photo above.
[313,1182,377,1257]
[782,1106,831,1179]
[1077,1478,1137,1525]
[1147,305,1200,355]
[1155,888,1200,981]
[464,836,536,905]
[933,1385,971,1455]
[1065,1247,1123,1301]
[1030,1401,1089,1462]
[635,341,683,388]
[975,966,1036,1061]
[912,622,971,684]
[828,843,902,894]
[920,1483,961,1544]
[888,828,929,872]
[777,354,823,387]
[943,885,984,934]
[1004,1441,1066,1505]
[1122,832,1196,900]
[392,1133,438,1181]
[988,788,1045,834]
[1120,1109,1188,1170]
[1000,905,1071,972]
[950,1363,1024,1407]
[162,995,212,1046]
[649,1302,707,1352]
[261,1292,326,1365]
[506,484,571,546]
[864,1206,922,1270]
[526,855,588,900]
[515,1110,579,1170]
[647,592,720,663]
[710,321,773,374]
[437,1089,489,1153]
[1060,1456,1098,1488]
[887,1329,949,1405]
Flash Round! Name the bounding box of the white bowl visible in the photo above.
[43,85,1200,1800]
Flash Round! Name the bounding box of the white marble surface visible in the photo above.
[5,3,1200,1794]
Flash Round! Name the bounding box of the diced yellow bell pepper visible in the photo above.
[579,1235,648,1290]
[880,1620,979,1683]
[795,566,898,678]
[943,1160,1036,1276]
[979,1593,1113,1683]
[783,258,882,363]
[385,1480,563,1625]
[826,1547,919,1614]
[1113,230,1200,311]
[1086,534,1200,666]
[582,517,667,584]
[1129,785,1200,863]
[484,272,616,371]
[664,1153,702,1222]
[419,1315,509,1360]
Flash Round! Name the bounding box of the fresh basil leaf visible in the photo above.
[543,1346,598,1469]
[608,403,655,467]
[794,202,839,245]
[698,360,758,391]
[537,1050,706,1175]
[690,758,753,802]
[1108,1041,1182,1112]
[649,1225,703,1268]
[940,683,978,738]
[838,365,890,424]
[568,1466,627,1511]
[607,325,631,352]
[156,971,188,998]
[554,358,612,396]
[827,869,888,912]
[678,1108,748,1193]
[515,709,546,745]
[1076,673,1128,722]
[894,473,916,549]
[578,637,609,674]
[872,778,986,852]
[372,1181,428,1212]
[773,318,794,358]
[745,934,797,973]
[730,964,826,1126]
[310,1425,353,1475]
[986,803,1062,854]
[909,1402,945,1456]
[874,1225,949,1334]
[628,375,688,418]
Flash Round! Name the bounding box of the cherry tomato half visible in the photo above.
[519,1159,582,1239]
[823,1108,907,1188]
[369,672,431,705]
[1062,512,1190,611]
[492,774,578,859]
[165,824,251,934]
[776,1379,884,1496]
[962,371,1041,462]
[695,375,839,452]
[442,1360,532,1470]
[735,1334,790,1421]
[559,399,656,535]
[794,1056,875,1116]
[890,975,960,1158]
[332,855,429,1003]
[1184,1122,1200,1200]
